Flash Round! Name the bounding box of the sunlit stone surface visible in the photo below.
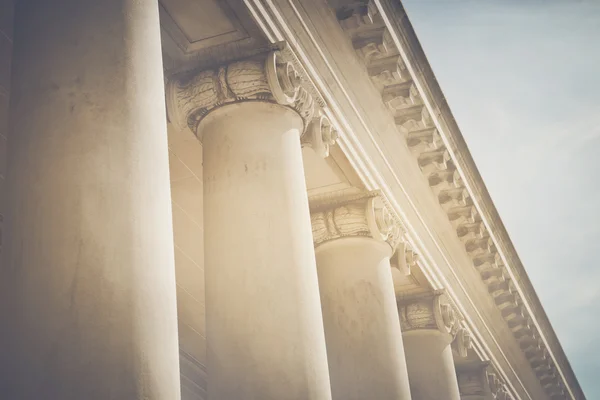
[0,0,585,399]
[1,1,180,399]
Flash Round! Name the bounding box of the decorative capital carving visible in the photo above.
[310,190,403,251]
[456,361,491,398]
[397,290,460,336]
[166,42,337,156]
[453,327,473,358]
[487,369,510,400]
[394,240,420,276]
[457,361,511,400]
[302,112,339,158]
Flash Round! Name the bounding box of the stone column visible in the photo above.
[398,291,463,400]
[456,361,493,400]
[0,1,180,399]
[456,360,510,400]
[310,191,412,400]
[485,367,511,400]
[167,48,336,400]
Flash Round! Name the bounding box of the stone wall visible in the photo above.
[167,122,207,400]
[0,0,13,260]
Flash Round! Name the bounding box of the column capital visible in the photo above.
[453,326,473,358]
[166,42,338,157]
[392,240,420,276]
[397,290,462,338]
[457,361,511,400]
[456,360,493,399]
[487,367,511,400]
[310,190,404,251]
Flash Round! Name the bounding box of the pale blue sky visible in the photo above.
[401,0,600,397]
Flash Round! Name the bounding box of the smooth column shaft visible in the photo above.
[0,1,180,399]
[201,102,332,400]
[404,330,461,400]
[316,237,412,400]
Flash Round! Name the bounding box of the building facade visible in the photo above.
[0,0,585,399]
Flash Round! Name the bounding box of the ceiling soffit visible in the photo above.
[159,0,269,74]
[159,0,248,53]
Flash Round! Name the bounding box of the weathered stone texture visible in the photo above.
[0,0,13,262]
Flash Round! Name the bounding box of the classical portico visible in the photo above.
[0,0,585,400]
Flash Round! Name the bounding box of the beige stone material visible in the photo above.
[167,52,334,399]
[399,291,462,400]
[0,1,181,399]
[0,0,586,398]
[166,45,337,158]
[330,1,578,397]
[456,361,493,400]
[310,192,412,400]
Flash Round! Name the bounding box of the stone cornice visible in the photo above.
[309,190,403,251]
[331,0,580,398]
[165,42,338,157]
[243,0,581,398]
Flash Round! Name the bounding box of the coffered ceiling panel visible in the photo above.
[160,0,269,75]
[159,0,248,53]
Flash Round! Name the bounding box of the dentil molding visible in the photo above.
[166,42,338,157]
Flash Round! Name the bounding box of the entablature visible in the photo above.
[240,0,583,398]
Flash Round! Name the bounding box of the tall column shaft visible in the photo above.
[0,1,181,399]
[403,331,460,400]
[311,193,412,400]
[398,291,463,400]
[202,102,331,399]
[167,50,335,400]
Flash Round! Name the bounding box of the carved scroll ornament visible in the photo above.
[398,291,460,336]
[488,370,510,400]
[310,191,402,251]
[457,361,490,397]
[456,361,511,399]
[166,44,337,157]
